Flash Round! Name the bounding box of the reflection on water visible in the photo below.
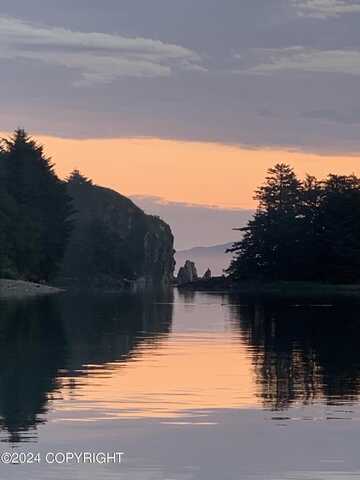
[0,291,173,442]
[230,301,360,410]
[0,297,66,443]
[0,289,360,479]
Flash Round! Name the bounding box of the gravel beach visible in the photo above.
[0,279,64,298]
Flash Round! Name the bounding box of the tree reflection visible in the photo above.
[230,299,360,410]
[0,297,65,442]
[0,290,173,442]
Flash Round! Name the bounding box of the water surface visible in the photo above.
[0,289,360,479]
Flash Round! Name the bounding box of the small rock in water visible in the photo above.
[203,268,212,280]
[177,260,198,285]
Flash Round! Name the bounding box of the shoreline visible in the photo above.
[178,278,360,300]
[0,279,64,299]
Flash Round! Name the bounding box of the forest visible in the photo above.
[0,129,73,281]
[2,130,360,287]
[0,129,174,285]
[228,163,360,284]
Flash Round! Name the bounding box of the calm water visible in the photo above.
[0,289,360,479]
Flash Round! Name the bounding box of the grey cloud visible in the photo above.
[302,108,360,124]
[0,16,203,85]
[234,47,360,76]
[0,1,359,153]
[293,0,360,18]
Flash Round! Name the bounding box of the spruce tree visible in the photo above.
[1,129,73,281]
[228,164,303,281]
[228,165,360,284]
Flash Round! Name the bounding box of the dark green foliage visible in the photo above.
[316,175,360,283]
[228,163,360,284]
[0,187,18,278]
[0,130,73,281]
[59,170,174,286]
[0,135,174,286]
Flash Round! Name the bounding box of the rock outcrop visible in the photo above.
[203,268,212,280]
[58,172,175,287]
[177,260,198,285]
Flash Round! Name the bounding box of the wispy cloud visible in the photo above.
[234,47,360,76]
[292,0,360,18]
[0,16,204,85]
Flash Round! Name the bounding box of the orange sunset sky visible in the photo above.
[6,131,360,209]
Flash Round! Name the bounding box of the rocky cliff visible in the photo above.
[177,260,199,285]
[58,172,175,287]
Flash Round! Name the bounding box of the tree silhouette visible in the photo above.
[228,164,303,281]
[228,164,360,284]
[0,129,73,281]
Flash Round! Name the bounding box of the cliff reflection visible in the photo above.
[0,290,173,442]
[231,300,360,410]
[60,290,173,373]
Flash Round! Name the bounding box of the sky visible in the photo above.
[1,0,360,248]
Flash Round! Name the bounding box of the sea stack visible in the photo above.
[177,260,198,285]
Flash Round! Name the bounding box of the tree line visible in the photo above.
[0,129,174,286]
[0,129,73,281]
[2,131,360,286]
[228,163,360,284]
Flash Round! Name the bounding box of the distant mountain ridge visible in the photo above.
[175,242,234,277]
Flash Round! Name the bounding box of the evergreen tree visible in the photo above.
[228,164,303,281]
[228,164,360,284]
[66,169,93,186]
[317,175,360,283]
[0,146,16,277]
[1,129,73,281]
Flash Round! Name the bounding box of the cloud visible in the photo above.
[234,47,360,76]
[292,0,360,18]
[0,16,204,85]
[302,108,360,124]
[131,195,253,250]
